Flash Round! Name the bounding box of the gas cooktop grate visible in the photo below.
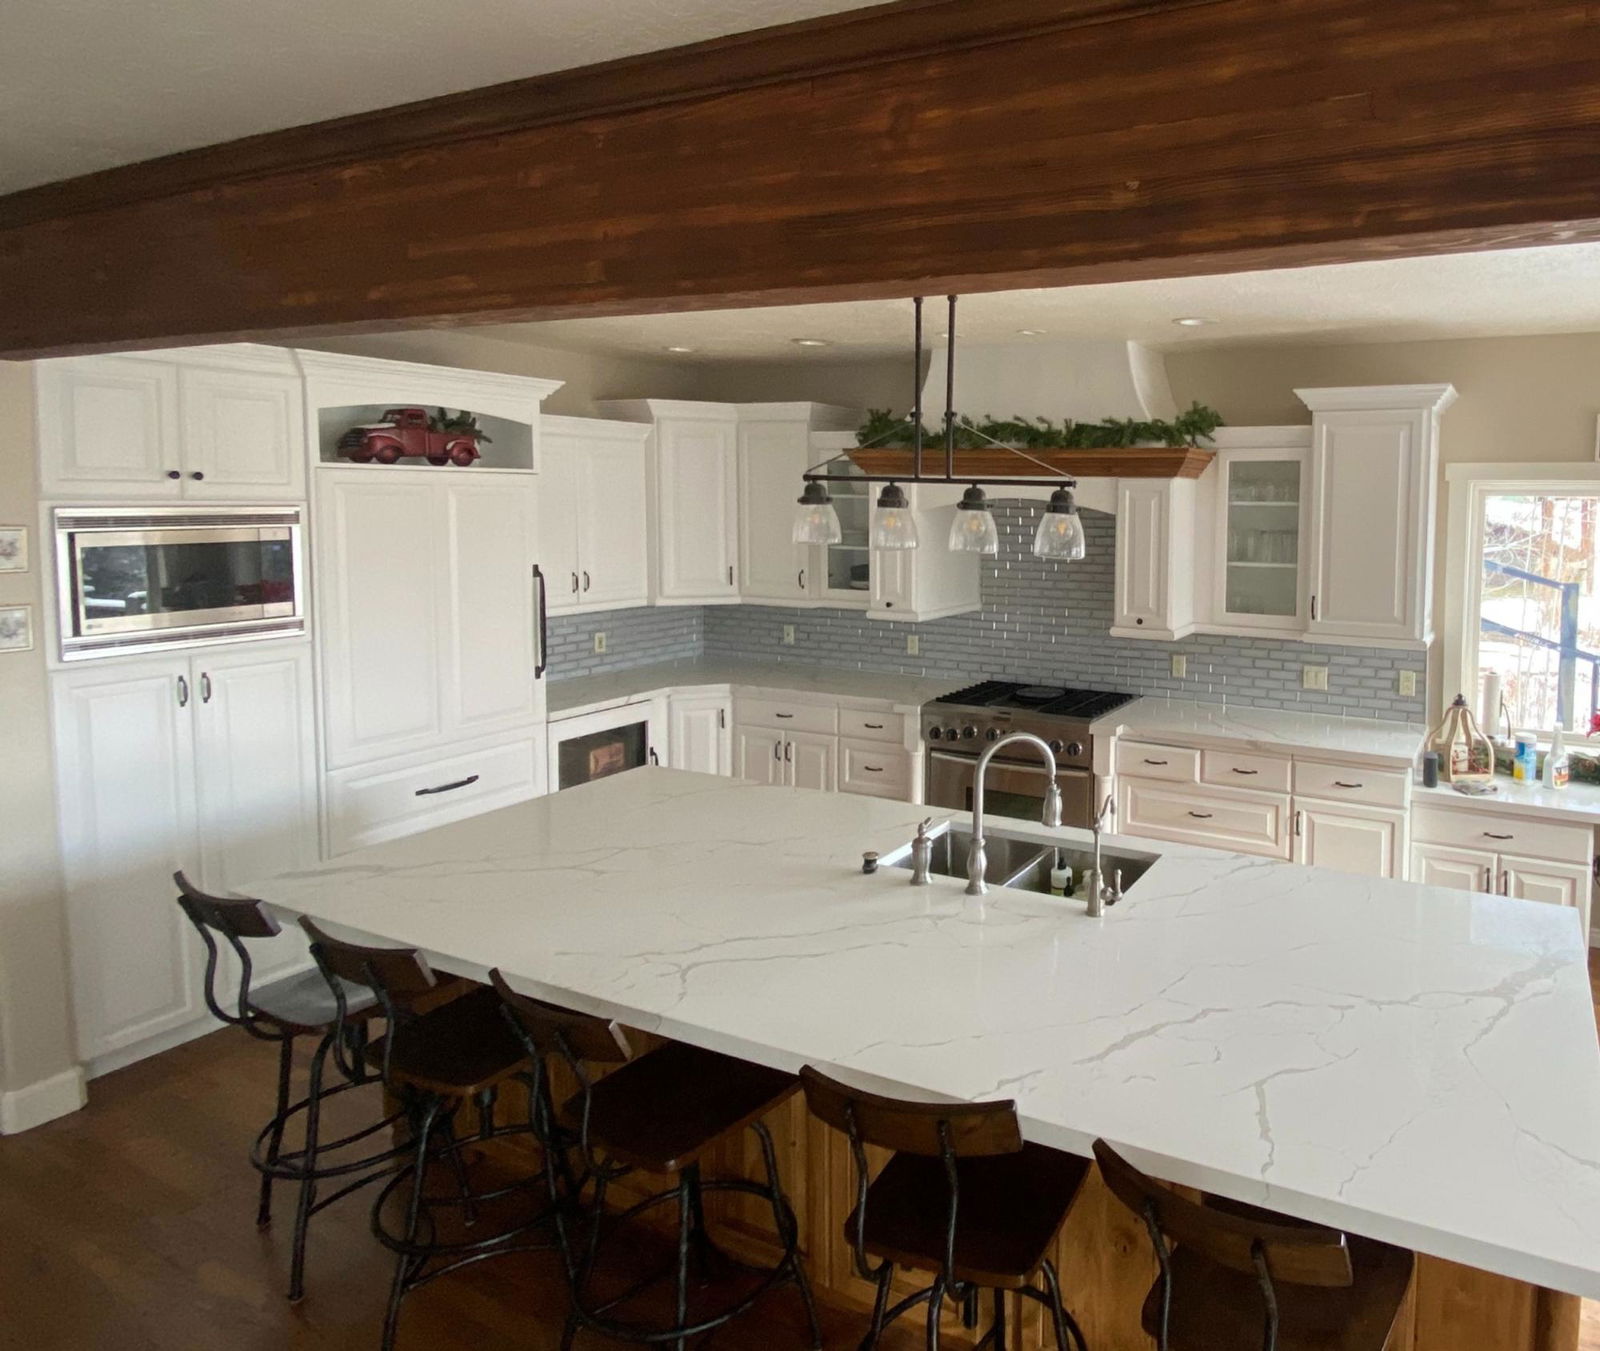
[931,681,1138,720]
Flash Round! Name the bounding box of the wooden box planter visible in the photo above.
[846,446,1215,480]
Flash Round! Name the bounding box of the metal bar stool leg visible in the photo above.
[753,1118,822,1349]
[257,1033,294,1229]
[926,1279,945,1351]
[381,1097,443,1351]
[674,1169,695,1351]
[287,1032,332,1302]
[992,1287,1007,1351]
[861,1263,894,1351]
[1039,1258,1086,1351]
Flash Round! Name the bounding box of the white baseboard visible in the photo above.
[0,1065,86,1135]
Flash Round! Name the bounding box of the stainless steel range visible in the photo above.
[921,681,1137,828]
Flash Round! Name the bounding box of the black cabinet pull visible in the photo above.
[582,570,590,592]
[775,712,794,719]
[571,572,579,593]
[1483,831,1514,841]
[1187,811,1213,819]
[864,722,884,730]
[176,675,189,707]
[200,673,212,703]
[166,469,181,480]
[649,748,659,765]
[1230,768,1258,775]
[190,471,205,480]
[727,565,734,587]
[415,774,480,797]
[785,741,793,763]
[1333,780,1364,789]
[533,565,548,679]
[863,765,883,773]
[798,569,805,591]
[1143,758,1168,766]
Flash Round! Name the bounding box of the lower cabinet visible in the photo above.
[1293,801,1406,879]
[667,691,733,776]
[733,724,837,790]
[839,738,914,800]
[1412,804,1593,934]
[52,642,319,1069]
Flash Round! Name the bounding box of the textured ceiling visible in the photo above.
[0,0,869,194]
[484,243,1600,357]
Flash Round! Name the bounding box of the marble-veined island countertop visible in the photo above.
[252,768,1600,1301]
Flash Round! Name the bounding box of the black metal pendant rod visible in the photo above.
[944,293,957,481]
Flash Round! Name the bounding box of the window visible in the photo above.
[1447,464,1600,741]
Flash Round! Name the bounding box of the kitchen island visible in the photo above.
[255,768,1600,1350]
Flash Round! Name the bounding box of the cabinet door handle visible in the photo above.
[718,708,725,729]
[166,469,181,480]
[533,565,548,679]
[785,741,793,763]
[1483,832,1514,841]
[415,774,479,797]
[1500,869,1510,896]
[727,565,734,587]
[200,672,212,704]
[1230,768,1258,776]
[1294,809,1304,837]
[798,569,805,591]
[1310,594,1319,622]
[176,675,189,707]
[1484,866,1494,892]
[1333,780,1363,789]
[571,572,579,594]
[1143,758,1168,766]
[582,570,590,592]
[1187,811,1213,819]
[649,748,659,765]
[190,471,205,481]
[774,740,782,762]
[775,712,794,719]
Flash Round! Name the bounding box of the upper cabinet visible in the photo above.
[36,345,305,501]
[539,416,651,614]
[1112,478,1197,640]
[1300,385,1456,646]
[1210,433,1312,632]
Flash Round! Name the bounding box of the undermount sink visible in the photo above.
[882,826,1158,898]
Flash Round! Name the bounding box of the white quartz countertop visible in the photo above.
[1101,697,1427,768]
[1414,775,1600,826]
[547,659,954,718]
[254,769,1600,1298]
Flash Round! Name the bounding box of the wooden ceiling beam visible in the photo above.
[3,0,1600,357]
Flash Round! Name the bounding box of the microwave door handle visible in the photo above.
[532,564,548,679]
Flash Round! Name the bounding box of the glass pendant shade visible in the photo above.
[948,485,999,555]
[871,482,919,550]
[1033,487,1086,560]
[793,481,842,546]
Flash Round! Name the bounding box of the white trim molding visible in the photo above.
[1295,383,1458,414]
[1442,460,1600,737]
[0,1065,86,1135]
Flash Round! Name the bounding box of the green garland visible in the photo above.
[855,401,1223,450]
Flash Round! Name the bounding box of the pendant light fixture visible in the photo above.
[1033,486,1086,560]
[792,294,1086,564]
[792,480,842,545]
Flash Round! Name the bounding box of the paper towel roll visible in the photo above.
[1481,672,1503,739]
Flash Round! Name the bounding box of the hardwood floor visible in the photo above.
[4,955,1600,1349]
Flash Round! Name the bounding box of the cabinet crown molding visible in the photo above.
[1294,384,1458,414]
[542,413,652,440]
[291,348,565,402]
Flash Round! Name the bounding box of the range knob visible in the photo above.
[961,725,979,740]
[927,726,944,741]
[985,727,1001,742]
[1048,738,1065,755]
[1066,741,1085,758]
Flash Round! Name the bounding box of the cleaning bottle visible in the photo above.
[1543,725,1570,790]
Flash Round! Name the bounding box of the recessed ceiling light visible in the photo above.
[663,345,697,354]
[791,338,832,348]
[1172,317,1215,328]
[1017,328,1046,337]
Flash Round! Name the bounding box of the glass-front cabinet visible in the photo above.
[817,458,874,602]
[1214,447,1310,629]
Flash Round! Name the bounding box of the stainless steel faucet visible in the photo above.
[967,733,1062,896]
[1087,794,1121,917]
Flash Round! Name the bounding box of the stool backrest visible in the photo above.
[300,917,436,1010]
[173,870,282,1037]
[1093,1139,1353,1351]
[489,969,631,1065]
[800,1064,1022,1287]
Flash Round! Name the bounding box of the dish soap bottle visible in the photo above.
[1542,726,1570,790]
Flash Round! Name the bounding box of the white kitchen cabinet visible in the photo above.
[787,730,838,792]
[1112,478,1197,640]
[1294,800,1405,879]
[316,468,543,772]
[1298,385,1456,645]
[839,739,914,800]
[539,416,650,613]
[1412,801,1592,932]
[52,642,318,1069]
[738,414,813,603]
[1411,842,1498,895]
[867,485,982,622]
[1212,444,1310,631]
[1501,855,1592,911]
[735,726,788,784]
[669,691,733,776]
[37,346,306,501]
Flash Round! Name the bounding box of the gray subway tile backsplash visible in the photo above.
[548,502,1426,722]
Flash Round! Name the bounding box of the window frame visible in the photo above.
[1444,461,1600,744]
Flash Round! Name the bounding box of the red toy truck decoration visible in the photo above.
[337,407,487,467]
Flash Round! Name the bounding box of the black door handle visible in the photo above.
[533,565,548,678]
[416,774,479,796]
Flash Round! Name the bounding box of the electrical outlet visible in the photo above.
[1398,670,1419,698]
[906,634,920,656]
[782,624,795,646]
[593,632,607,655]
[1302,664,1329,692]
[1170,653,1187,679]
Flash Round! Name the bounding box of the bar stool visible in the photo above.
[174,872,397,1302]
[798,1065,1090,1351]
[301,923,554,1351]
[1092,1139,1415,1351]
[489,969,820,1351]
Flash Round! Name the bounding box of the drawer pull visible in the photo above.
[415,774,480,797]
[865,722,885,730]
[1230,768,1258,776]
[1483,831,1514,841]
[775,712,795,719]
[1187,811,1214,819]
[1143,758,1169,766]
[1333,780,1364,789]
[863,765,883,773]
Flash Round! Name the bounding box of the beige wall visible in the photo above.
[0,362,76,1102]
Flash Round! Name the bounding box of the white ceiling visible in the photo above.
[0,0,868,195]
[482,243,1600,358]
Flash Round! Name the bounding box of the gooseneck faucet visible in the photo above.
[967,732,1062,896]
[1088,793,1119,918]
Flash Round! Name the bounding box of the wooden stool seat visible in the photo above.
[1140,1229,1413,1351]
[557,1040,799,1173]
[856,1143,1091,1289]
[249,967,378,1035]
[363,985,529,1098]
